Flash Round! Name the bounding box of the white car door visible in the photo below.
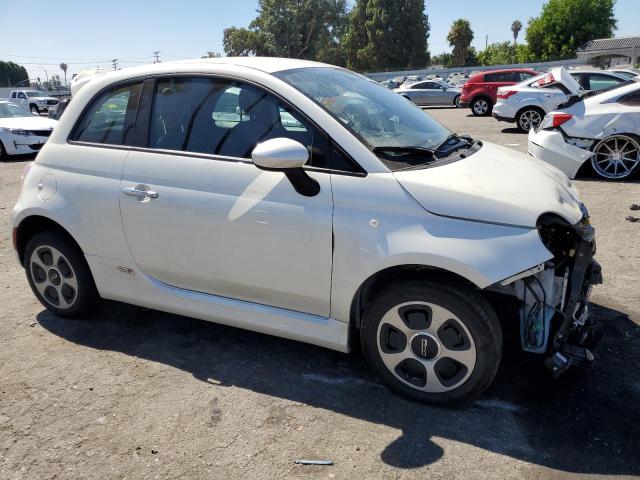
[15,92,27,109]
[119,76,334,316]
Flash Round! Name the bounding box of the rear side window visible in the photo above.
[618,91,640,106]
[71,83,142,145]
[485,72,514,82]
[586,73,624,91]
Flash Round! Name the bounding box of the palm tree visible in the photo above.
[511,20,522,46]
[447,19,474,67]
[59,63,68,86]
[511,20,522,63]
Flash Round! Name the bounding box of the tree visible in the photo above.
[430,52,452,67]
[343,0,430,71]
[223,0,349,65]
[447,19,474,67]
[477,42,534,66]
[526,0,617,61]
[511,20,522,46]
[201,51,222,58]
[0,61,29,87]
[59,63,68,86]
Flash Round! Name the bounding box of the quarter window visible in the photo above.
[147,76,332,167]
[71,83,142,145]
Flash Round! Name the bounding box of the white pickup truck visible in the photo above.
[8,89,59,114]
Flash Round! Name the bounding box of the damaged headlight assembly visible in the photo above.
[493,205,602,375]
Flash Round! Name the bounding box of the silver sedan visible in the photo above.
[394,81,462,107]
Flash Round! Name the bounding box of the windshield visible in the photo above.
[26,91,48,97]
[0,103,32,118]
[275,67,452,152]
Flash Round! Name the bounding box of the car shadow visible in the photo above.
[501,127,524,134]
[37,301,639,474]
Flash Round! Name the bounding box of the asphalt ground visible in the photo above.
[0,106,638,479]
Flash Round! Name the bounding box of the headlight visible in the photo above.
[1,128,29,136]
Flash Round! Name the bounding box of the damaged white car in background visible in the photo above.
[528,77,640,180]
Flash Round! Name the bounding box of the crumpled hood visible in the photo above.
[393,141,584,227]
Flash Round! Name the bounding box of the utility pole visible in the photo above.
[485,35,488,49]
[153,51,161,63]
[112,59,119,70]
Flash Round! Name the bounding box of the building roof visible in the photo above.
[577,36,640,53]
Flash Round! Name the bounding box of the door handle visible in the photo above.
[122,185,158,199]
[543,93,555,98]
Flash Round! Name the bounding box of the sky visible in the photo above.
[1,0,639,81]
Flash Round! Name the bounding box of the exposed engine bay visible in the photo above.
[492,204,602,375]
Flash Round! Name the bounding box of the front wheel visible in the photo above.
[361,281,502,405]
[470,97,491,116]
[29,104,39,114]
[24,231,99,317]
[590,134,640,180]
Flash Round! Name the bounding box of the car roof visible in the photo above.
[171,56,332,73]
[478,68,537,75]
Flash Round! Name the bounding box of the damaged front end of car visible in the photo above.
[492,204,602,375]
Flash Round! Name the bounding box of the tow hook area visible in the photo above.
[545,259,603,376]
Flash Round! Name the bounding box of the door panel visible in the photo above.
[119,76,334,316]
[120,153,333,316]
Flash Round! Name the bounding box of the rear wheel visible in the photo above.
[361,281,502,405]
[470,97,491,116]
[24,231,99,317]
[590,134,640,180]
[516,108,544,132]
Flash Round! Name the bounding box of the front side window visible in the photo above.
[71,83,142,145]
[619,90,640,106]
[146,76,335,168]
[17,92,26,99]
[274,67,452,162]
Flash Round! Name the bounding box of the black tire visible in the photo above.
[470,97,492,116]
[516,107,544,133]
[361,281,502,406]
[29,104,39,114]
[0,140,6,160]
[24,230,99,318]
[453,95,462,108]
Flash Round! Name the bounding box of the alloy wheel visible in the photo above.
[29,245,78,310]
[472,99,488,115]
[376,301,477,393]
[454,96,462,108]
[518,109,542,131]
[591,135,640,180]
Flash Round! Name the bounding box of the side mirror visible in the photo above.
[251,137,309,170]
[251,137,319,197]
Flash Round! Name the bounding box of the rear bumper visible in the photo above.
[527,129,593,179]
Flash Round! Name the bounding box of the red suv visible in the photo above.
[460,68,539,116]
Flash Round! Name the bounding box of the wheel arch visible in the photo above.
[349,264,478,333]
[515,104,545,120]
[14,215,85,266]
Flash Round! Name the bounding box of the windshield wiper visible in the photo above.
[372,145,436,156]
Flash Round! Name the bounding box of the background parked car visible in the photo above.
[606,68,640,79]
[8,89,59,115]
[0,100,57,158]
[460,68,539,116]
[394,80,462,107]
[493,68,628,132]
[528,77,640,180]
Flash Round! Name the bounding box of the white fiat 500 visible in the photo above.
[11,58,601,405]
